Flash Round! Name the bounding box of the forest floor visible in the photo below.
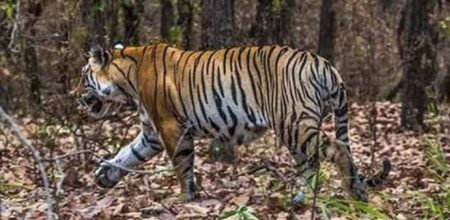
[1,102,449,220]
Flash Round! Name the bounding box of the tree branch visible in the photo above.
[0,106,53,220]
[8,0,21,53]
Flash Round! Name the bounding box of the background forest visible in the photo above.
[0,0,449,219]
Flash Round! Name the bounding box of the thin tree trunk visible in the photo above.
[160,0,176,41]
[178,0,194,49]
[317,0,336,63]
[81,0,110,47]
[121,0,143,45]
[278,0,295,47]
[107,1,118,42]
[202,0,235,161]
[438,64,450,103]
[23,0,42,105]
[251,0,272,45]
[251,0,294,46]
[398,0,438,130]
[201,0,234,49]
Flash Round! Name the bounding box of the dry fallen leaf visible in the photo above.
[76,196,115,219]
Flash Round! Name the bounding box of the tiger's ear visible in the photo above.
[88,45,111,71]
[113,41,125,50]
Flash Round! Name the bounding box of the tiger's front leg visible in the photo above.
[95,124,163,188]
[158,119,196,201]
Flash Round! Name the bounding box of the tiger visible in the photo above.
[78,43,391,202]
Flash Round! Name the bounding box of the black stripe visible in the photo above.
[196,85,209,123]
[230,75,238,105]
[162,46,170,102]
[120,48,138,64]
[175,148,193,158]
[246,48,260,106]
[111,62,137,93]
[227,106,238,137]
[131,145,146,161]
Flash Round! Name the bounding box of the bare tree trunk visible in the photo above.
[121,0,143,45]
[160,0,176,41]
[0,69,9,111]
[201,0,234,49]
[251,0,294,46]
[278,0,295,46]
[398,0,439,130]
[107,0,119,42]
[317,0,336,63]
[251,0,273,45]
[438,64,450,103]
[23,0,42,105]
[201,0,234,162]
[178,0,194,49]
[81,0,108,47]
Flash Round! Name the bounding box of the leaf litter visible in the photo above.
[1,102,449,219]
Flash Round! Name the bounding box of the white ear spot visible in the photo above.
[114,43,124,50]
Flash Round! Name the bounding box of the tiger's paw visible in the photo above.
[180,181,197,202]
[94,163,126,188]
[349,188,368,203]
[181,192,196,202]
[348,174,368,203]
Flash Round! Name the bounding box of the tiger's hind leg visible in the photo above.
[285,120,367,202]
[319,134,367,202]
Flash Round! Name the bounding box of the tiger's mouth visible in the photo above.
[78,92,105,116]
[78,91,124,118]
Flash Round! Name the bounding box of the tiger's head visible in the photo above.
[78,44,134,118]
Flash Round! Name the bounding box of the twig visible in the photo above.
[310,114,324,220]
[41,150,92,162]
[0,106,53,220]
[7,0,21,53]
[40,149,194,176]
[288,179,295,220]
[54,159,66,196]
[41,150,158,175]
[245,164,266,175]
[310,162,320,220]
[369,102,377,169]
[262,159,288,183]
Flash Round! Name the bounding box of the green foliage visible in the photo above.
[219,206,259,220]
[317,197,390,220]
[302,164,390,219]
[423,139,449,183]
[408,139,450,219]
[178,0,191,13]
[32,118,59,150]
[427,102,440,118]
[91,0,106,12]
[270,0,282,13]
[168,25,182,45]
[306,168,327,192]
[439,17,450,37]
[408,190,449,220]
[0,2,14,20]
